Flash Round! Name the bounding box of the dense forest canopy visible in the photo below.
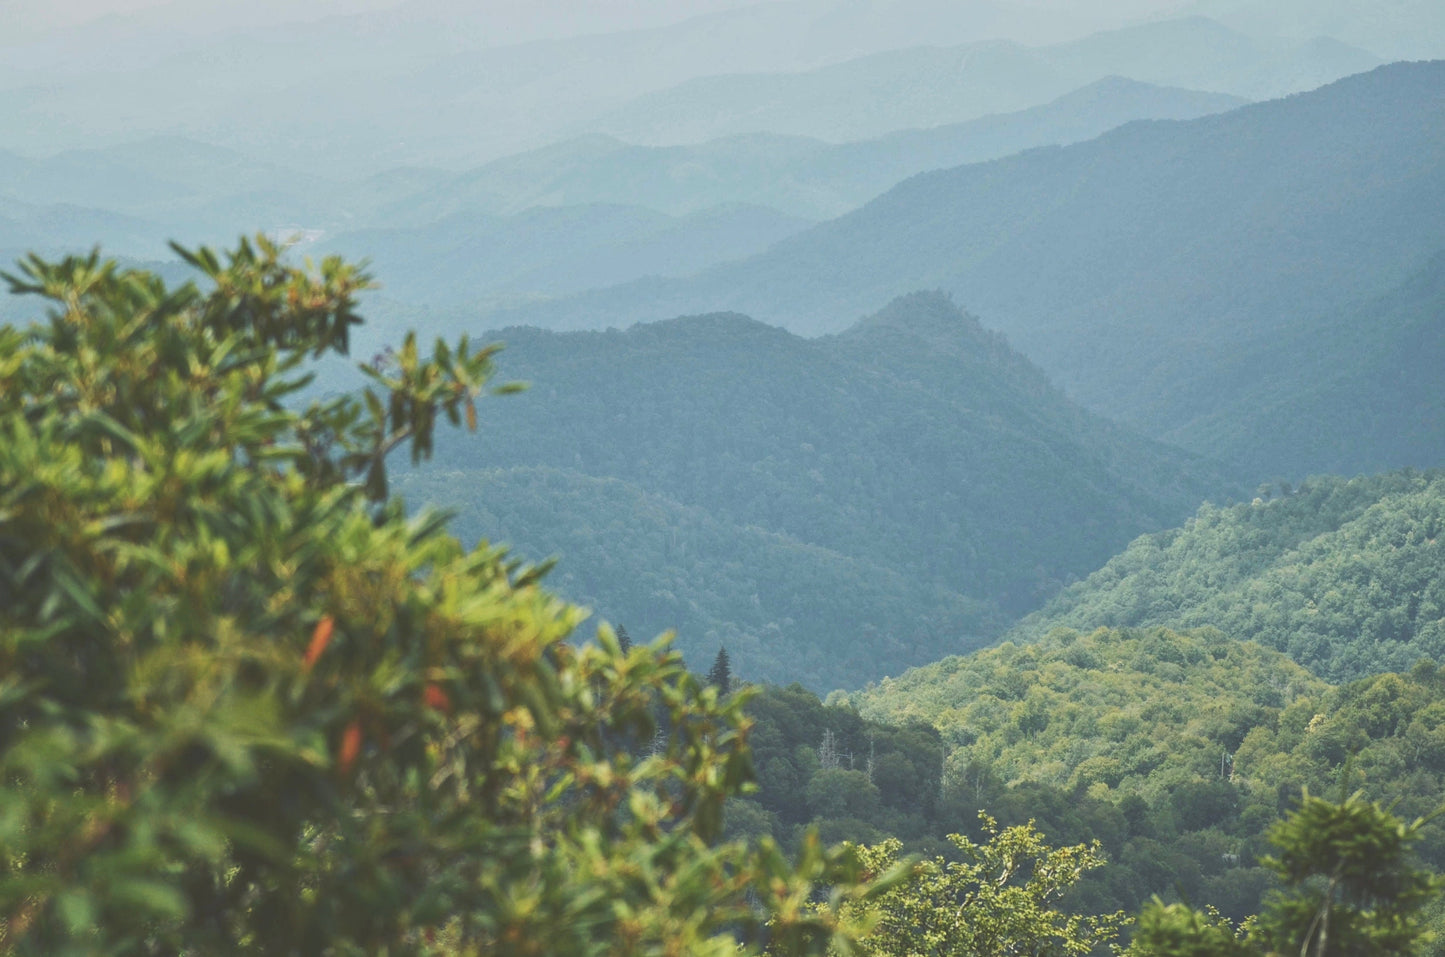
[389,292,1230,687]
[1005,470,1445,681]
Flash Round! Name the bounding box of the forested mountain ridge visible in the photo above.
[1168,249,1445,475]
[487,61,1445,480]
[998,470,1445,682]
[393,292,1234,687]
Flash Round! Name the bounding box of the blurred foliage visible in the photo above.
[0,238,889,955]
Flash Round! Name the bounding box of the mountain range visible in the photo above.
[387,292,1232,688]
[487,61,1445,479]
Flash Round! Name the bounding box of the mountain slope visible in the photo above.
[490,62,1445,477]
[1170,251,1445,476]
[398,466,1006,690]
[840,626,1445,915]
[1002,470,1445,682]
[405,294,1230,671]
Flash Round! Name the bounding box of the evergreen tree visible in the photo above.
[1129,788,1443,956]
[615,623,633,653]
[708,646,733,692]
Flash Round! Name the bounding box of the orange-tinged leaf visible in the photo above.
[424,683,452,714]
[338,720,363,774]
[303,616,334,671]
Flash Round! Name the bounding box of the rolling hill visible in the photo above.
[316,202,814,306]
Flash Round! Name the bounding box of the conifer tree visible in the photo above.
[708,646,733,692]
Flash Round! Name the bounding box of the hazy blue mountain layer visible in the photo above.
[1187,0,1445,62]
[317,202,814,307]
[488,62,1445,478]
[367,78,1246,223]
[1162,250,1445,476]
[0,6,1379,175]
[587,17,1375,145]
[0,1,1195,172]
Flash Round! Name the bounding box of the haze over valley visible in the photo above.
[5,0,1445,941]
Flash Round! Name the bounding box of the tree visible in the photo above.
[616,623,634,653]
[1252,788,1442,956]
[828,816,1126,956]
[1129,788,1442,957]
[0,239,891,955]
[708,645,733,693]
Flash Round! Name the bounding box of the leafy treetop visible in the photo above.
[0,238,890,956]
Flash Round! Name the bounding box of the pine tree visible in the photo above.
[616,624,633,653]
[707,646,733,692]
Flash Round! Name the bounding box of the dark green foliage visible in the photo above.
[1009,470,1445,682]
[1130,790,1443,956]
[1254,790,1440,955]
[726,685,946,851]
[708,646,733,692]
[400,465,1005,690]
[0,239,887,955]
[398,292,1229,688]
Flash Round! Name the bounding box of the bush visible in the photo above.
[0,239,884,955]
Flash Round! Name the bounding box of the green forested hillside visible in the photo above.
[797,628,1445,921]
[1004,470,1445,681]
[393,293,1229,688]
[851,627,1324,798]
[490,62,1445,479]
[398,466,1005,689]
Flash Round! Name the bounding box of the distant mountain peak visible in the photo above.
[838,291,1000,349]
[632,310,799,344]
